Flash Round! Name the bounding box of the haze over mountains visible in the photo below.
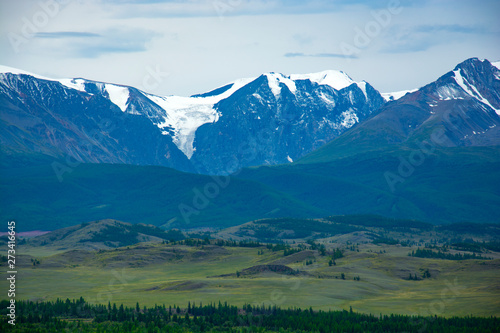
[1,58,499,231]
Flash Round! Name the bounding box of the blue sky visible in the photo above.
[1,0,499,96]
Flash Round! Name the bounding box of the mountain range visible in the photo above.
[1,57,499,231]
[302,57,500,163]
[0,66,384,174]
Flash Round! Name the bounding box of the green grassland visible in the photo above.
[3,220,499,318]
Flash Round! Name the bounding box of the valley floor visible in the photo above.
[3,233,499,318]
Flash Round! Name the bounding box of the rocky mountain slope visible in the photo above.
[301,58,500,163]
[0,66,384,174]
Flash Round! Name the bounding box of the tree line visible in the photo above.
[409,248,491,260]
[1,298,498,332]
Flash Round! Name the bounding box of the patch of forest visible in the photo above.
[1,298,498,332]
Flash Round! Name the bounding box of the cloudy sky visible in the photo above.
[1,0,499,96]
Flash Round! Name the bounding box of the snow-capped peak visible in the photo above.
[262,70,365,98]
[0,66,131,112]
[0,65,52,81]
[265,73,297,96]
[203,77,256,103]
[290,70,355,91]
[58,78,87,92]
[0,64,255,159]
[381,89,417,102]
[0,65,380,160]
[58,79,130,112]
[492,61,500,71]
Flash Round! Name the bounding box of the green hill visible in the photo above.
[2,144,499,232]
[19,219,185,251]
[238,146,500,224]
[0,161,327,232]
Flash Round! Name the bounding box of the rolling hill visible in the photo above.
[0,161,327,232]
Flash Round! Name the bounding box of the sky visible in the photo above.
[1,0,499,97]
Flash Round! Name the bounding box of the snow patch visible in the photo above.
[105,84,130,112]
[290,70,354,90]
[287,155,293,163]
[454,69,500,115]
[264,70,365,97]
[265,73,296,97]
[441,97,464,101]
[59,80,130,112]
[209,77,256,101]
[0,65,52,81]
[357,81,368,99]
[454,69,475,96]
[319,92,335,105]
[435,85,463,100]
[348,91,355,104]
[340,108,359,128]
[252,93,264,103]
[59,78,87,92]
[381,89,417,102]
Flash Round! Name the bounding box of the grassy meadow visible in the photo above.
[3,229,499,318]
